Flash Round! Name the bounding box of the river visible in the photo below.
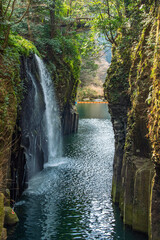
[7,104,147,240]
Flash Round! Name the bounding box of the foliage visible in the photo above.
[8,34,39,56]
[0,32,39,192]
[148,8,160,164]
[0,0,31,49]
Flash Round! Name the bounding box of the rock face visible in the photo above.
[104,6,160,240]
[4,207,19,226]
[10,55,46,200]
[109,103,129,204]
[0,32,80,237]
[10,54,79,202]
[62,105,79,135]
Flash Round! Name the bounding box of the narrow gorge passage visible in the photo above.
[7,104,147,240]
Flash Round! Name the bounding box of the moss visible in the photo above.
[104,36,131,105]
[106,5,160,239]
[123,204,133,226]
[52,56,80,114]
[4,207,19,226]
[0,34,39,192]
[8,34,40,57]
[148,8,160,164]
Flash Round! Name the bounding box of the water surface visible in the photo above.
[8,104,147,240]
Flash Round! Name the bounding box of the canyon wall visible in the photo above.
[0,36,79,238]
[104,6,160,240]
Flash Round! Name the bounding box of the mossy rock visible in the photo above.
[4,207,19,226]
[1,228,7,240]
[4,189,10,207]
[0,193,5,239]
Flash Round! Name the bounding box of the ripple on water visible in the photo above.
[7,118,148,240]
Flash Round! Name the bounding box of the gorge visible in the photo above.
[1,1,160,240]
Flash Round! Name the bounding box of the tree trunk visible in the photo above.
[0,0,2,17]
[50,1,56,38]
[2,26,10,49]
[27,11,32,41]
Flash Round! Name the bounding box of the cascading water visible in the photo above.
[21,54,62,180]
[35,55,62,162]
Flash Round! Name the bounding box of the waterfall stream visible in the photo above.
[35,55,62,162]
[22,55,62,180]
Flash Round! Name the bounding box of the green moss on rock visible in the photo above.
[105,5,159,239]
[4,207,19,226]
[0,33,39,191]
[0,34,39,238]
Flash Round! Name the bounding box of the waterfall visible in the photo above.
[21,55,62,180]
[35,55,62,161]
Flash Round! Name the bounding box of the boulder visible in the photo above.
[4,207,19,226]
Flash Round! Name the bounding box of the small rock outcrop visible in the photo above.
[62,105,79,135]
[4,207,19,226]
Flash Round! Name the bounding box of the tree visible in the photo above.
[0,0,31,49]
[50,1,56,38]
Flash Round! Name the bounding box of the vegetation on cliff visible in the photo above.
[1,0,160,239]
[0,33,38,191]
[0,33,38,239]
[104,1,160,238]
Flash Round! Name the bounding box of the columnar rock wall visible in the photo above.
[104,7,160,239]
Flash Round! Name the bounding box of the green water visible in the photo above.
[7,104,148,240]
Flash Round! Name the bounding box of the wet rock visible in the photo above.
[4,207,19,226]
[62,105,79,135]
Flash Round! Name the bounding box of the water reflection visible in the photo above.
[7,104,147,240]
[77,103,110,119]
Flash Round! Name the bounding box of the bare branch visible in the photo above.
[99,12,114,44]
[14,0,31,24]
[4,0,12,17]
[0,0,3,18]
[8,0,17,21]
[106,0,117,46]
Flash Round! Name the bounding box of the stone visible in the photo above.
[121,156,154,234]
[4,207,19,226]
[62,106,79,135]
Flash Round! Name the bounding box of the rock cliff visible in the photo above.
[0,35,80,238]
[104,5,160,240]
